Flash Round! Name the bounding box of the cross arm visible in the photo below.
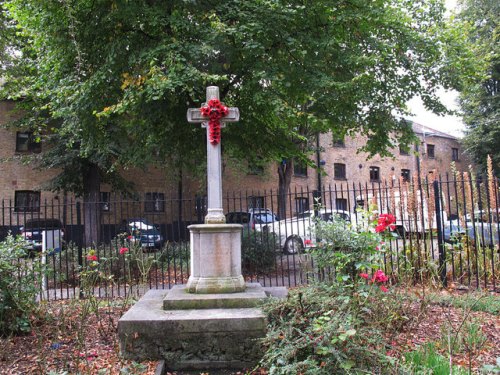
[187,107,240,124]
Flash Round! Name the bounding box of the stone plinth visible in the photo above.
[186,224,245,294]
[163,283,267,310]
[118,288,270,370]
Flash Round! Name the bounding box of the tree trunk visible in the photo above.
[277,160,294,219]
[83,163,101,247]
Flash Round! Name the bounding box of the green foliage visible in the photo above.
[457,0,500,172]
[439,318,487,357]
[241,230,277,273]
[0,234,42,335]
[260,283,414,374]
[0,0,478,196]
[260,211,412,374]
[404,343,468,374]
[311,213,383,283]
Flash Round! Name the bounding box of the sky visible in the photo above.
[406,90,465,138]
[406,0,466,138]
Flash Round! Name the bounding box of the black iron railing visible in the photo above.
[1,174,498,300]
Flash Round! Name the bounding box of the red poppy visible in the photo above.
[359,273,370,279]
[200,99,229,145]
[119,247,129,255]
[86,254,98,262]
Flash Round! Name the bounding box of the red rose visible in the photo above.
[372,269,389,283]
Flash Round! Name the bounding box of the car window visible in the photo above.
[296,212,310,219]
[226,213,250,224]
[24,219,63,229]
[253,213,277,224]
[336,213,351,222]
[320,213,333,222]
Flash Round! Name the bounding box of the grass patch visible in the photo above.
[429,291,500,315]
[404,343,468,374]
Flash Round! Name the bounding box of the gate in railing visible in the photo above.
[1,175,498,300]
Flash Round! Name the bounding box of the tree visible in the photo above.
[1,0,475,224]
[457,0,500,173]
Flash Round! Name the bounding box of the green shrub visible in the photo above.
[0,234,44,335]
[241,230,277,273]
[311,210,396,285]
[260,283,414,374]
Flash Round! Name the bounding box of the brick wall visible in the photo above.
[1,99,471,219]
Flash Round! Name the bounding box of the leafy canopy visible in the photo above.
[0,0,476,193]
[457,0,500,172]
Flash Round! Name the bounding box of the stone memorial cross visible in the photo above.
[187,86,239,224]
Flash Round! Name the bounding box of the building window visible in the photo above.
[335,198,348,211]
[332,135,345,147]
[334,163,346,180]
[145,192,165,212]
[14,190,41,212]
[399,145,409,155]
[427,144,435,158]
[16,132,41,153]
[369,166,380,182]
[248,158,264,175]
[294,161,308,177]
[248,196,265,209]
[295,197,309,214]
[452,148,459,161]
[100,192,110,212]
[401,169,411,182]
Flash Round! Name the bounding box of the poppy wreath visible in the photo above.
[200,99,229,145]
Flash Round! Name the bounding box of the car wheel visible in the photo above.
[284,236,303,255]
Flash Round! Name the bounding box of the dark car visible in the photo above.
[124,218,163,249]
[20,218,65,253]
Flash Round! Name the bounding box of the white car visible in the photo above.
[225,208,279,232]
[264,209,352,254]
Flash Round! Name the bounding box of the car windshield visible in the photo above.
[128,220,155,230]
[254,213,277,224]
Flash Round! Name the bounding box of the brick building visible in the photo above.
[1,99,469,221]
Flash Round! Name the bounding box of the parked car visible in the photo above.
[263,209,352,254]
[20,218,65,253]
[444,215,499,247]
[123,218,163,249]
[225,209,279,232]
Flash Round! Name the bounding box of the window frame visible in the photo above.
[248,196,265,210]
[334,163,347,180]
[15,131,41,153]
[427,144,435,158]
[332,135,345,147]
[369,166,380,182]
[401,169,411,182]
[293,161,308,177]
[295,197,309,214]
[14,190,41,213]
[100,192,111,212]
[452,147,459,161]
[335,198,348,211]
[399,145,409,155]
[145,192,165,213]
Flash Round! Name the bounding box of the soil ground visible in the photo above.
[0,288,498,375]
